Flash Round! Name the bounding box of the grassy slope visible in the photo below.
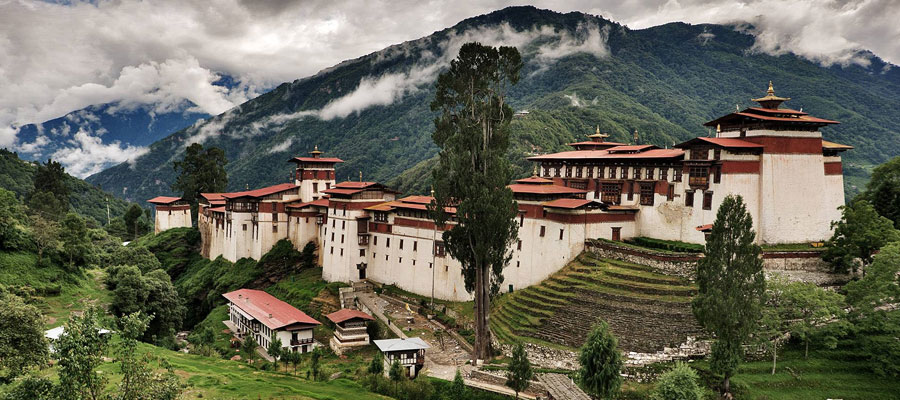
[0,251,111,327]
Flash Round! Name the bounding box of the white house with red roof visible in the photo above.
[152,83,851,302]
[222,289,321,354]
[326,308,375,354]
[147,196,192,233]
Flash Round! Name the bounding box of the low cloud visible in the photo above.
[50,130,149,178]
[267,138,294,154]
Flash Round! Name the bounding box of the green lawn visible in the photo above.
[0,251,112,327]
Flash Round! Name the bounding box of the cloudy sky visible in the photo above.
[1,0,898,175]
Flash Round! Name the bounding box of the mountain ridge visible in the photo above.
[86,6,900,201]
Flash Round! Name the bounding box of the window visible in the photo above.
[412,260,416,266]
[332,219,335,228]
[620,167,627,179]
[519,215,524,227]
[386,238,390,248]
[575,166,582,178]
[559,229,564,240]
[385,255,389,261]
[313,183,318,193]
[627,181,634,201]
[243,224,247,231]
[272,225,278,232]
[600,183,622,205]
[272,213,278,222]
[434,241,446,257]
[713,167,721,184]
[689,167,709,187]
[341,234,344,244]
[685,191,695,207]
[399,257,402,264]
[399,240,404,250]
[703,192,713,210]
[565,166,571,177]
[517,240,522,250]
[359,249,366,257]
[373,236,377,245]
[374,212,388,223]
[633,167,641,179]
[517,261,520,268]
[691,148,709,160]
[342,205,347,216]
[340,248,344,256]
[674,168,683,182]
[714,148,721,160]
[667,184,675,201]
[330,247,334,254]
[413,241,418,251]
[539,226,546,237]
[639,183,655,206]
[599,166,605,178]
[646,168,654,180]
[342,221,345,229]
[660,167,668,181]
[331,232,334,241]
[608,167,616,179]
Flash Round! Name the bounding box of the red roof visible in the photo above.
[515,176,554,184]
[223,289,320,330]
[746,107,808,115]
[542,198,594,209]
[322,188,363,195]
[222,183,298,199]
[208,206,226,213]
[334,181,378,189]
[286,197,330,209]
[147,196,183,205]
[508,183,588,194]
[326,309,375,324]
[696,224,713,232]
[675,137,764,149]
[705,108,838,127]
[528,148,684,161]
[201,193,225,201]
[568,140,626,146]
[289,156,344,163]
[606,145,656,153]
[399,195,434,204]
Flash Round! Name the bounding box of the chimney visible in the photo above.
[268,313,273,318]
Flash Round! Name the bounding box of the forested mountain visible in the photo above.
[0,149,132,224]
[87,6,900,202]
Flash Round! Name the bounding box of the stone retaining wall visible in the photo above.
[585,240,700,280]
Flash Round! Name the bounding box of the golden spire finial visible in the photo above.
[430,185,435,198]
[314,145,319,151]
[767,80,775,96]
[633,129,639,144]
[595,125,600,135]
[532,164,538,176]
[716,124,721,133]
[359,171,363,182]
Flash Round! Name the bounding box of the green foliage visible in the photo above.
[26,159,69,221]
[100,245,161,272]
[578,320,623,399]
[1,374,55,400]
[388,359,404,382]
[430,42,522,359]
[650,362,704,400]
[115,312,184,400]
[368,351,384,375]
[171,143,227,223]
[26,190,67,222]
[823,199,900,273]
[108,266,185,345]
[59,212,95,269]
[267,334,283,369]
[862,155,900,228]
[123,204,151,240]
[0,188,30,251]
[844,241,900,377]
[241,335,258,364]
[56,307,109,400]
[311,347,323,381]
[0,292,49,380]
[625,237,704,253]
[300,241,318,269]
[692,195,765,392]
[450,368,468,400]
[506,342,533,398]
[29,214,60,264]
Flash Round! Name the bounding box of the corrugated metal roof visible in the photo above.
[373,337,430,352]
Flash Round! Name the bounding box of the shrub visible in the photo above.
[650,362,704,400]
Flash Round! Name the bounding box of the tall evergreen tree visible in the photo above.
[862,155,900,228]
[429,42,522,360]
[267,334,283,370]
[59,212,93,269]
[123,204,144,240]
[692,194,766,394]
[506,342,533,399]
[578,320,623,399]
[172,143,227,224]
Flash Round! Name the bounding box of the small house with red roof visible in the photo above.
[223,289,321,354]
[326,309,375,354]
[147,196,192,234]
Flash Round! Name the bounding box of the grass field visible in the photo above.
[0,251,112,327]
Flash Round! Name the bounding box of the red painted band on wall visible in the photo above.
[741,137,822,154]
[154,205,190,211]
[824,162,843,175]
[721,161,761,174]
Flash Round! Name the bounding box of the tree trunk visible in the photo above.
[723,375,731,394]
[474,259,488,361]
[771,343,777,375]
[805,340,809,359]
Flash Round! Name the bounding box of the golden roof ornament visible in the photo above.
[751,80,790,109]
[310,145,323,157]
[532,164,538,176]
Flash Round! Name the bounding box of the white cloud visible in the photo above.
[1,0,898,153]
[267,138,293,154]
[49,129,149,178]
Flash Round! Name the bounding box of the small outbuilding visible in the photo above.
[373,337,430,379]
[326,309,375,354]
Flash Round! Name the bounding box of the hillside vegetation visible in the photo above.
[88,6,900,201]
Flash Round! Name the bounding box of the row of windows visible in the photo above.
[685,191,714,210]
[543,165,683,182]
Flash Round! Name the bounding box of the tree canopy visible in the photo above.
[578,320,623,399]
[429,41,523,360]
[862,155,900,228]
[0,292,49,380]
[823,199,900,274]
[691,194,766,393]
[505,342,533,399]
[172,143,227,223]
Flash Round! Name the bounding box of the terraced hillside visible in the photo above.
[492,253,702,353]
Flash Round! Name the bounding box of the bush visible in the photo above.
[626,237,704,253]
[650,362,704,400]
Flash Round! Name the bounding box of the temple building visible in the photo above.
[150,83,851,302]
[147,196,192,233]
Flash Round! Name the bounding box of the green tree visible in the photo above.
[578,321,623,399]
[845,241,900,377]
[755,275,792,375]
[172,143,228,224]
[59,212,94,268]
[429,42,523,360]
[29,214,59,265]
[692,195,766,393]
[0,188,28,250]
[449,368,467,400]
[649,362,704,400]
[368,351,384,375]
[56,307,108,400]
[388,359,405,382]
[300,241,318,269]
[287,351,301,374]
[0,292,49,380]
[781,278,848,359]
[506,342,533,399]
[109,266,184,345]
[823,199,900,274]
[267,334,283,370]
[241,335,258,365]
[310,347,322,381]
[115,312,183,400]
[26,159,69,221]
[1,374,55,400]
[862,155,900,228]
[123,204,144,240]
